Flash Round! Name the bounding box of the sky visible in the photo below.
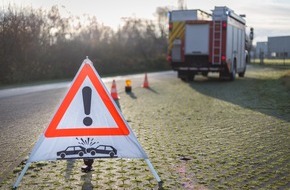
[2,0,290,45]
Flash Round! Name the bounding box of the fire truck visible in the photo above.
[167,6,253,81]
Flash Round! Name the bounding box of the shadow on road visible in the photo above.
[187,75,290,122]
[145,87,159,94]
[65,160,76,180]
[81,172,93,190]
[126,92,137,99]
[114,100,122,111]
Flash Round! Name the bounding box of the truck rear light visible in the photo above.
[221,55,226,62]
[167,55,172,62]
[169,23,173,31]
[222,21,227,29]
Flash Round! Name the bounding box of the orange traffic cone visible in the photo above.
[142,73,149,88]
[111,80,120,100]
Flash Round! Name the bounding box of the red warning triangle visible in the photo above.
[45,60,129,137]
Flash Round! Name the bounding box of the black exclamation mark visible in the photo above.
[82,86,93,126]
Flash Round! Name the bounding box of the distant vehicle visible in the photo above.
[87,145,117,158]
[167,6,254,81]
[57,146,87,158]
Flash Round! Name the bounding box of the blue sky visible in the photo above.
[2,0,290,45]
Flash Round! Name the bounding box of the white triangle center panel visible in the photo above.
[57,77,118,129]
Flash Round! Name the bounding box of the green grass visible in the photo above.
[1,65,289,189]
[251,58,290,65]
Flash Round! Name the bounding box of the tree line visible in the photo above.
[0,5,169,84]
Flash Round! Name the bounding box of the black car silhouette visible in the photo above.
[87,145,117,157]
[57,146,87,158]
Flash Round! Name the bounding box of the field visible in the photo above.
[1,65,289,189]
[252,58,290,66]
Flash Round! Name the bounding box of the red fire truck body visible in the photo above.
[168,6,248,81]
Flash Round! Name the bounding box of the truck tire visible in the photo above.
[202,72,208,77]
[238,66,246,77]
[230,69,236,81]
[178,70,185,80]
[188,73,195,81]
[219,70,227,80]
[238,71,245,77]
[178,71,194,82]
[229,60,237,81]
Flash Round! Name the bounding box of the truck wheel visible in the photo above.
[178,71,186,81]
[230,60,237,81]
[230,69,236,81]
[202,72,208,77]
[187,73,195,81]
[219,70,228,80]
[239,66,246,77]
[178,71,194,82]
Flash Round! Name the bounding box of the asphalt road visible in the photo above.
[0,71,173,183]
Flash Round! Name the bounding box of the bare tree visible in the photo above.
[155,6,170,38]
[0,5,169,84]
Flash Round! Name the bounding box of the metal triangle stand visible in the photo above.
[13,162,30,189]
[145,159,163,189]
